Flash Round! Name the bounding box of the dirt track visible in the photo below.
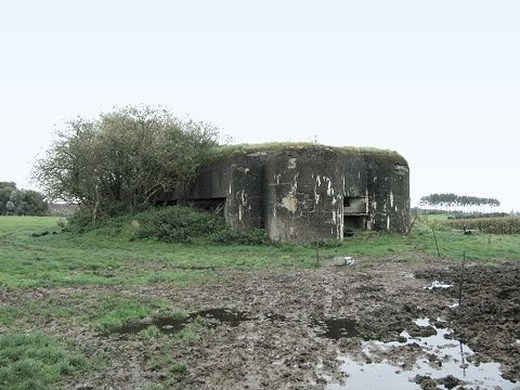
[4,258,519,389]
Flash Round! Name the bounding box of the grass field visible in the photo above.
[1,215,519,388]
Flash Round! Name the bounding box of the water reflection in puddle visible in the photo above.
[327,318,517,390]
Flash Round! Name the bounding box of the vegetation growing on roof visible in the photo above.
[208,142,327,158]
[209,142,408,166]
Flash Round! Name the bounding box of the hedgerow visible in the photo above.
[444,217,520,234]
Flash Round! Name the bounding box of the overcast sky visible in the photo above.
[1,1,519,211]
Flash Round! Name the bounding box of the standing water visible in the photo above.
[326,318,518,390]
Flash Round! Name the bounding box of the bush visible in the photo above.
[66,208,99,233]
[447,212,509,220]
[136,206,270,245]
[210,227,268,245]
[65,205,269,245]
[35,106,219,219]
[444,217,520,234]
[136,206,228,243]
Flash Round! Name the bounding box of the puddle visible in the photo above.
[113,308,250,336]
[326,318,517,390]
[195,308,250,326]
[313,318,358,340]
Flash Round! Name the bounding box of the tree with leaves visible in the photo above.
[419,193,500,213]
[34,106,220,220]
[0,182,48,216]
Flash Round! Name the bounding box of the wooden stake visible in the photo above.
[458,251,466,307]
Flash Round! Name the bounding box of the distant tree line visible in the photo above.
[34,105,220,220]
[419,193,500,213]
[0,182,48,216]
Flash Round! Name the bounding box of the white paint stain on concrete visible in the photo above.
[240,189,247,205]
[281,195,298,212]
[394,164,409,176]
[326,178,334,196]
[312,174,320,206]
[292,173,299,192]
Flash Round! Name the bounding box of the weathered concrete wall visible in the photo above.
[337,150,370,230]
[264,147,343,243]
[189,153,266,231]
[187,144,410,242]
[338,150,369,200]
[361,150,410,233]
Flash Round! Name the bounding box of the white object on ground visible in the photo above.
[425,280,453,290]
[334,256,355,266]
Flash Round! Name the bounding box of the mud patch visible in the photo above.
[113,308,250,335]
[4,259,518,389]
[313,318,358,340]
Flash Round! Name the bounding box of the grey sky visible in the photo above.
[1,1,519,210]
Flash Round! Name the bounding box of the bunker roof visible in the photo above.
[210,142,408,166]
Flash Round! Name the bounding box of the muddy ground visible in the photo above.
[4,258,520,389]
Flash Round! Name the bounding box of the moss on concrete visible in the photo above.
[210,143,408,167]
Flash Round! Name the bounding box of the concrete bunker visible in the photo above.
[343,196,368,231]
[186,144,410,243]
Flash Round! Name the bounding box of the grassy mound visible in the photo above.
[66,206,268,245]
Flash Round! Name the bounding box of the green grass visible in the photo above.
[1,215,519,290]
[341,220,520,262]
[1,214,519,388]
[0,215,319,289]
[0,290,183,333]
[0,333,86,390]
[92,294,171,331]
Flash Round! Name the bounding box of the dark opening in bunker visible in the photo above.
[344,216,366,231]
[344,196,367,232]
[189,197,226,215]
